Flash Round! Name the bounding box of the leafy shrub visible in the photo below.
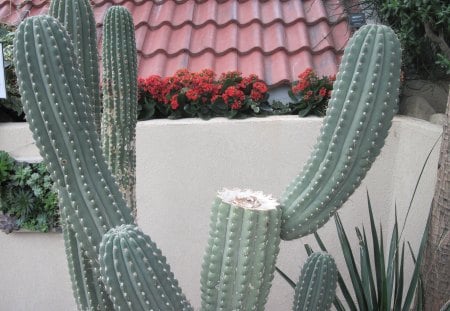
[373,0,450,79]
[289,68,335,117]
[0,24,24,121]
[0,151,59,233]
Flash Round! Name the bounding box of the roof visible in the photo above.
[0,0,352,87]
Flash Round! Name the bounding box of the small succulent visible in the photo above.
[0,213,19,234]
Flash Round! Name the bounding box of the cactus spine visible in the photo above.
[101,6,138,215]
[280,25,401,240]
[292,252,338,311]
[200,189,281,311]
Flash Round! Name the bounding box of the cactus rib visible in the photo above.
[280,25,401,240]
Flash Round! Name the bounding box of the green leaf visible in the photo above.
[335,214,368,310]
[275,266,296,289]
[401,214,430,311]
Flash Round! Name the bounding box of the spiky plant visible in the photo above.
[13,0,401,305]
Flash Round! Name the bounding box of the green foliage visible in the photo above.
[0,151,59,233]
[310,195,427,311]
[0,24,23,121]
[374,0,450,78]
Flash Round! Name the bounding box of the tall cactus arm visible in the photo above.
[49,0,102,134]
[280,25,401,240]
[200,189,281,311]
[101,6,138,214]
[49,2,109,308]
[62,216,114,311]
[99,224,193,311]
[292,252,338,311]
[13,16,134,257]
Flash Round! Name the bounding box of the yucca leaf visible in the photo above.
[304,243,314,256]
[275,266,296,289]
[362,227,379,309]
[335,214,368,310]
[407,242,425,311]
[386,205,399,309]
[360,244,373,308]
[401,214,430,311]
[399,134,440,239]
[394,242,405,309]
[314,232,358,311]
[366,192,386,310]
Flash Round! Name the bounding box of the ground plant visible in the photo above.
[0,151,59,233]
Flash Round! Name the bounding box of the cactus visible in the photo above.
[13,1,402,307]
[200,189,281,311]
[292,252,337,311]
[50,2,138,308]
[280,24,401,240]
[14,14,191,310]
[49,0,101,134]
[100,224,192,311]
[101,6,138,215]
[62,212,114,311]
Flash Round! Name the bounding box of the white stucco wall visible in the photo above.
[0,116,442,311]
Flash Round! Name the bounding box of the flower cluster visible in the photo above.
[138,69,269,119]
[289,68,335,116]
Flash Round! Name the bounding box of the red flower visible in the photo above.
[250,90,263,101]
[170,95,179,110]
[186,89,199,101]
[223,86,245,103]
[253,81,268,94]
[231,100,242,110]
[298,68,313,80]
[319,87,327,97]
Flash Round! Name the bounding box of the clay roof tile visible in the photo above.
[0,0,352,86]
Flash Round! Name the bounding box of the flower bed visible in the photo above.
[137,68,335,120]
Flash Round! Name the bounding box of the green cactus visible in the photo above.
[200,189,281,311]
[280,24,401,240]
[101,6,138,214]
[62,212,114,311]
[49,0,101,134]
[99,224,192,311]
[14,15,133,257]
[14,13,191,311]
[13,2,402,307]
[292,252,337,311]
[49,2,111,308]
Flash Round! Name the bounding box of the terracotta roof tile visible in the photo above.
[0,0,351,87]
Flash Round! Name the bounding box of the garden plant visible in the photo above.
[12,0,405,310]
